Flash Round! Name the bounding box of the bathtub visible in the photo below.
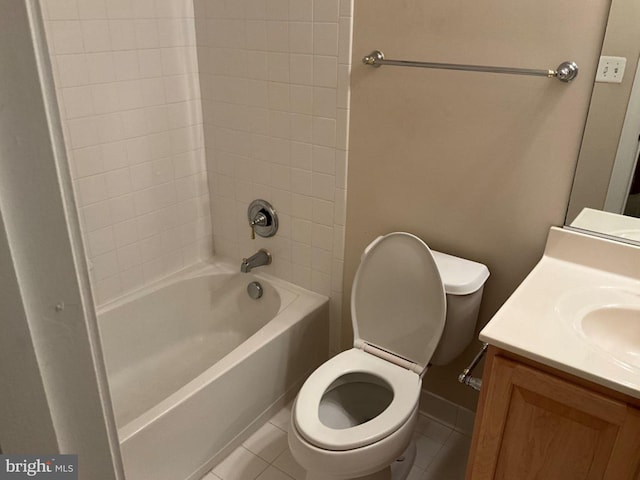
[96,261,329,480]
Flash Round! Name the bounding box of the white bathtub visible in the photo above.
[97,261,329,480]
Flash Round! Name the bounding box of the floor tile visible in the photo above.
[200,473,223,480]
[415,415,453,444]
[209,411,471,480]
[413,433,444,470]
[422,431,470,480]
[256,466,295,480]
[272,448,307,480]
[268,404,292,432]
[212,446,269,480]
[243,422,289,463]
[407,465,425,480]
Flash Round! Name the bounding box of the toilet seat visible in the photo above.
[293,232,447,453]
[293,348,420,451]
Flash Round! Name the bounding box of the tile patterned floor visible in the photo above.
[200,403,471,480]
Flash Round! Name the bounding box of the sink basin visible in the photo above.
[556,287,640,371]
[581,306,640,370]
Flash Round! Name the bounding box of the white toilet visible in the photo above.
[288,232,489,480]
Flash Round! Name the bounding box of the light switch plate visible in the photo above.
[596,56,627,83]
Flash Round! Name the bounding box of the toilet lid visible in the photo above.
[351,232,446,372]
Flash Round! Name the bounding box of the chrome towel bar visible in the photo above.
[362,50,579,83]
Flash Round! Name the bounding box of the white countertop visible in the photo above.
[571,207,640,242]
[480,227,640,400]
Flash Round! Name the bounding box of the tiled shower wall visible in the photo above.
[40,0,212,305]
[194,0,353,352]
[39,0,352,352]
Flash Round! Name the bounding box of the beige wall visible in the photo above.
[567,0,640,222]
[345,0,610,410]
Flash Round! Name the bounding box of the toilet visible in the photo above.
[288,232,489,480]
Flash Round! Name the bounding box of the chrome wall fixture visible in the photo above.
[362,50,579,83]
[248,199,278,239]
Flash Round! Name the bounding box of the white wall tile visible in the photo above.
[311,223,333,251]
[106,0,133,20]
[313,55,338,88]
[73,146,104,177]
[62,86,95,119]
[313,23,339,56]
[266,0,289,21]
[56,54,89,87]
[132,0,156,19]
[125,136,152,164]
[290,141,312,170]
[92,251,120,281]
[109,195,136,223]
[315,0,340,22]
[289,0,312,21]
[49,20,84,54]
[113,218,138,247]
[312,117,336,147]
[290,86,313,114]
[267,53,290,82]
[76,174,109,205]
[41,0,211,305]
[312,87,337,119]
[42,0,354,342]
[267,21,289,52]
[289,22,312,54]
[312,145,336,174]
[119,265,144,292]
[86,52,116,83]
[113,51,140,80]
[47,0,79,20]
[105,168,133,197]
[312,199,333,226]
[101,141,129,169]
[78,0,107,20]
[86,226,115,256]
[93,275,122,304]
[82,201,113,232]
[82,20,111,52]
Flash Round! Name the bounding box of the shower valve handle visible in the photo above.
[249,212,268,239]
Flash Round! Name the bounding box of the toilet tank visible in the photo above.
[430,251,489,366]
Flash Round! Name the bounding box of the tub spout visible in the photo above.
[241,249,272,273]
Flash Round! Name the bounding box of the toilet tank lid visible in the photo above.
[432,251,490,296]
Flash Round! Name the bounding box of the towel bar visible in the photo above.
[362,50,579,83]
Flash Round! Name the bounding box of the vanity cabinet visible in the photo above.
[465,347,640,479]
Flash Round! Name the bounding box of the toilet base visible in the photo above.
[304,440,417,480]
[390,439,416,480]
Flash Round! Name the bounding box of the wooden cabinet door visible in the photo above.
[466,354,640,479]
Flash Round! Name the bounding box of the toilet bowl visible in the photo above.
[288,232,489,480]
